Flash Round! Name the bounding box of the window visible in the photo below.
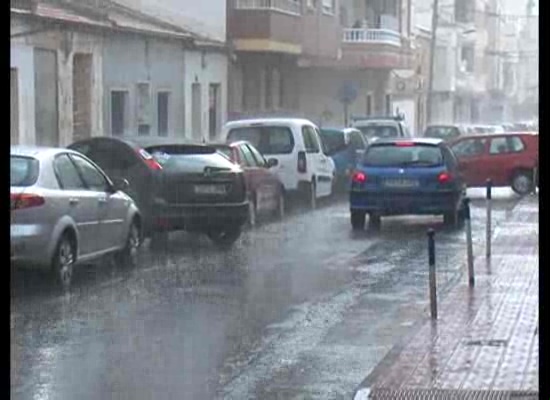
[366,94,373,116]
[246,144,268,167]
[11,156,39,187]
[158,92,170,137]
[451,138,487,158]
[349,131,366,150]
[70,155,110,192]
[455,0,474,23]
[363,144,444,167]
[209,84,221,139]
[441,147,459,171]
[264,67,272,110]
[302,126,320,153]
[54,154,86,190]
[240,144,259,167]
[322,0,334,14]
[137,82,151,135]
[461,46,475,73]
[385,94,392,115]
[227,127,295,155]
[111,90,129,136]
[424,126,461,140]
[11,68,19,144]
[489,136,525,155]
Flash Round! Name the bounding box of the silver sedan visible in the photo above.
[11,146,142,289]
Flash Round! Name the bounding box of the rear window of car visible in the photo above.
[363,144,444,167]
[356,125,399,139]
[424,126,460,139]
[227,126,294,155]
[145,145,220,170]
[11,156,39,187]
[319,131,346,155]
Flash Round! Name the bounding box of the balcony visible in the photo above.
[228,0,303,54]
[234,0,301,16]
[342,29,401,46]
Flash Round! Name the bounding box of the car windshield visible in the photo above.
[319,131,346,155]
[424,126,460,139]
[357,125,399,139]
[363,144,443,167]
[227,126,294,155]
[11,156,39,187]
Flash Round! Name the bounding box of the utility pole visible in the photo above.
[426,0,440,125]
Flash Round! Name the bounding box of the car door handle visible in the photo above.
[69,198,79,206]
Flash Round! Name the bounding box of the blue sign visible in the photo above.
[338,81,358,105]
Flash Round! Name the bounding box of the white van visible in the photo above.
[222,118,335,208]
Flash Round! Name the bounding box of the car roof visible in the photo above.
[453,131,538,140]
[320,127,360,134]
[224,118,316,129]
[11,145,81,159]
[71,135,205,149]
[371,138,444,146]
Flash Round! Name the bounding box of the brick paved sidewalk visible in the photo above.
[355,196,539,398]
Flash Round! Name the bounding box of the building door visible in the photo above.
[209,83,221,140]
[34,48,59,146]
[11,68,19,144]
[73,53,93,142]
[192,83,202,140]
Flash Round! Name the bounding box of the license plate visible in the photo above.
[383,178,419,188]
[194,184,226,195]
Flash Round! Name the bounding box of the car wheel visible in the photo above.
[248,193,257,228]
[351,211,366,231]
[207,227,242,247]
[511,171,533,195]
[308,180,317,210]
[368,213,381,231]
[115,221,141,269]
[52,234,75,291]
[276,188,285,220]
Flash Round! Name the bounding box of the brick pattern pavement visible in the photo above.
[366,197,539,393]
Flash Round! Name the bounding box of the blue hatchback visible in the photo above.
[349,138,466,230]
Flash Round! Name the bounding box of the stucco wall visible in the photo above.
[102,34,186,138]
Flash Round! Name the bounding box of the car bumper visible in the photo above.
[350,190,462,215]
[151,201,250,232]
[11,223,51,269]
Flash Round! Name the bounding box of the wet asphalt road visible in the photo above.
[11,189,521,400]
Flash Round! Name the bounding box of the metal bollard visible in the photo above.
[464,197,475,287]
[427,229,437,320]
[486,179,492,259]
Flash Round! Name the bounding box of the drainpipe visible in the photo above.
[426,0,439,125]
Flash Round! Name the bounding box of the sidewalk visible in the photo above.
[354,195,539,399]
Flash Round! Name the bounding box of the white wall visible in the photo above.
[10,43,35,145]
[114,0,226,42]
[184,50,228,140]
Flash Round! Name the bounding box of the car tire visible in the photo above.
[52,233,75,291]
[248,193,257,228]
[276,188,285,220]
[308,179,317,210]
[368,213,381,231]
[511,171,533,196]
[351,211,366,231]
[115,220,141,269]
[207,227,242,247]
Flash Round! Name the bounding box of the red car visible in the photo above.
[211,141,285,225]
[450,132,538,195]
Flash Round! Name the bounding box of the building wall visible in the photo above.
[183,50,228,140]
[102,33,186,138]
[10,15,104,146]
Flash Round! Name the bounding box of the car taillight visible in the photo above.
[11,193,45,210]
[297,151,307,173]
[395,142,415,147]
[438,172,452,184]
[352,171,367,183]
[136,149,162,171]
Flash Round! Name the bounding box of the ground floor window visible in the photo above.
[111,90,129,136]
[157,91,170,137]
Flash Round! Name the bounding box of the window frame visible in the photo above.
[68,153,112,192]
[451,138,487,158]
[301,125,321,154]
[53,153,87,190]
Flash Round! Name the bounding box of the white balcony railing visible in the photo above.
[342,29,401,47]
[235,0,301,16]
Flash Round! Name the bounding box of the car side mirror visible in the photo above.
[266,158,279,168]
[112,177,130,192]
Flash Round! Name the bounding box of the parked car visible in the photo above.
[11,146,142,289]
[68,137,249,247]
[222,118,335,209]
[449,132,538,195]
[423,124,466,141]
[318,127,369,191]
[349,138,466,230]
[352,116,413,142]
[210,140,285,225]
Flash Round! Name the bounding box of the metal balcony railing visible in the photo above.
[342,29,402,46]
[234,0,301,16]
